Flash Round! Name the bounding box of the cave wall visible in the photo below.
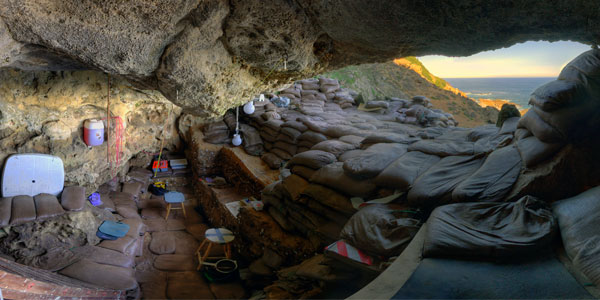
[0,69,183,192]
[1,1,599,120]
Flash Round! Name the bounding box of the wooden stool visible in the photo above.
[195,228,235,270]
[164,191,186,220]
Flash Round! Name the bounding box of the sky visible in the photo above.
[418,41,592,78]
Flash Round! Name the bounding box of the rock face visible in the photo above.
[1,1,598,119]
[0,69,182,191]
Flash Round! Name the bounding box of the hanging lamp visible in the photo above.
[243,100,255,114]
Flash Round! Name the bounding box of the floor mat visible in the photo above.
[393,257,593,299]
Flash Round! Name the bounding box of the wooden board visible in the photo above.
[0,258,124,300]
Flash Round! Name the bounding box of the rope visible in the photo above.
[235,106,239,134]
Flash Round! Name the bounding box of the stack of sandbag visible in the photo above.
[396,96,457,127]
[333,88,355,109]
[262,179,350,246]
[240,123,264,156]
[278,84,302,106]
[516,49,600,168]
[60,218,146,292]
[202,121,230,144]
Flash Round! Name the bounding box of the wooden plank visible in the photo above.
[0,270,124,299]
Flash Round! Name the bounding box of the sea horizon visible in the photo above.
[443,77,555,109]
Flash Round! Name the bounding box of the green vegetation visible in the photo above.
[403,56,449,89]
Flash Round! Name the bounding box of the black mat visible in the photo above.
[393,257,593,299]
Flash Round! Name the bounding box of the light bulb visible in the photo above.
[243,101,255,114]
[232,133,242,146]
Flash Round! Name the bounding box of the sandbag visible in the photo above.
[98,193,115,212]
[319,77,339,86]
[98,236,137,256]
[553,186,600,285]
[276,133,295,144]
[262,153,283,169]
[517,109,564,143]
[281,87,301,98]
[320,84,340,94]
[271,148,292,160]
[408,140,475,157]
[338,135,364,148]
[310,162,377,198]
[343,143,408,179]
[150,232,176,254]
[324,125,361,138]
[558,49,600,83]
[116,204,141,219]
[361,132,414,146]
[423,196,557,259]
[274,141,297,156]
[10,195,36,225]
[529,80,585,112]
[338,149,364,162]
[473,132,513,154]
[373,151,441,190]
[154,254,196,271]
[263,119,284,132]
[34,193,65,220]
[290,165,316,180]
[407,155,484,208]
[286,150,336,170]
[282,120,308,132]
[467,125,498,142]
[340,204,420,257]
[298,130,328,144]
[281,127,302,141]
[204,130,230,144]
[281,174,310,201]
[71,246,135,268]
[59,259,137,291]
[259,131,277,143]
[121,218,147,237]
[0,197,11,226]
[311,140,356,157]
[302,184,355,215]
[516,136,564,168]
[452,145,522,203]
[61,186,86,211]
[498,117,520,135]
[122,181,143,199]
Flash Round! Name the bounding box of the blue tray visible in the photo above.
[98,220,130,238]
[96,230,118,240]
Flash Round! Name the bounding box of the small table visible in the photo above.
[164,191,186,220]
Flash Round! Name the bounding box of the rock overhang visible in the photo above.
[0,0,598,120]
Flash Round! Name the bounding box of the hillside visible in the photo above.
[324,58,499,128]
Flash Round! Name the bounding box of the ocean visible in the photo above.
[444,77,555,108]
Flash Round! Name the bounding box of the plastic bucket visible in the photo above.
[84,119,104,146]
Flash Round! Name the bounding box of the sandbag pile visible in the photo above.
[516,49,600,168]
[0,186,89,226]
[395,96,457,127]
